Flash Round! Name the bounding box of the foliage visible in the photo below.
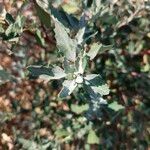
[0,0,150,149]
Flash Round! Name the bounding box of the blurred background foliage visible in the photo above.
[0,0,150,149]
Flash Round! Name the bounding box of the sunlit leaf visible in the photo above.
[108,101,124,111]
[87,129,99,144]
[87,43,113,60]
[75,54,88,74]
[53,17,76,62]
[91,84,110,96]
[75,27,85,44]
[87,43,102,60]
[62,2,80,14]
[59,80,77,98]
[35,0,50,11]
[71,104,89,114]
[85,74,110,96]
[55,129,70,138]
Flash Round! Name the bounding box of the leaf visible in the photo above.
[108,101,124,111]
[27,65,66,81]
[35,29,45,46]
[71,104,89,114]
[100,13,118,25]
[0,112,14,123]
[75,27,85,44]
[84,84,99,100]
[0,69,10,80]
[84,84,107,106]
[0,24,4,33]
[91,84,110,96]
[87,43,102,60]
[62,2,80,14]
[18,138,50,150]
[55,129,70,138]
[87,129,99,144]
[90,97,107,112]
[35,0,51,27]
[51,7,86,29]
[63,58,75,74]
[0,68,11,84]
[98,97,107,105]
[18,138,37,150]
[53,17,76,62]
[84,74,110,96]
[5,15,25,39]
[5,24,14,36]
[58,80,77,98]
[99,44,113,53]
[75,54,88,74]
[35,0,50,11]
[90,0,102,17]
[51,7,75,28]
[87,43,113,60]
[5,13,15,24]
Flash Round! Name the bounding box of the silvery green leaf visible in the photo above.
[55,129,70,138]
[75,74,84,84]
[75,54,87,74]
[87,43,102,60]
[84,74,103,85]
[59,80,77,98]
[90,0,102,20]
[27,65,66,81]
[75,27,85,44]
[108,101,124,111]
[87,129,99,144]
[71,104,89,114]
[35,0,50,11]
[62,1,80,14]
[53,17,76,62]
[99,97,107,105]
[92,0,101,13]
[90,84,110,96]
[87,43,113,60]
[55,128,72,141]
[63,58,75,74]
[84,74,110,96]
